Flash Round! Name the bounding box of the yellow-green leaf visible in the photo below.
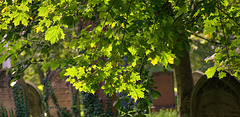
[151,57,158,66]
[218,71,226,79]
[205,66,217,78]
[45,26,65,44]
[38,7,48,17]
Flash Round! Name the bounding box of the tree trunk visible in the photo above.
[174,50,194,117]
[36,64,45,85]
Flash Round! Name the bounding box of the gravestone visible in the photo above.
[25,81,44,117]
[96,82,118,116]
[0,69,27,115]
[151,71,175,112]
[192,71,204,85]
[96,82,108,110]
[0,69,15,112]
[47,69,79,116]
[190,72,240,117]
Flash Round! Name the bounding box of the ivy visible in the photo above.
[13,85,30,117]
[43,75,73,117]
[81,92,105,117]
[0,104,14,117]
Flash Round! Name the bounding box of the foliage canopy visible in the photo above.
[0,0,240,101]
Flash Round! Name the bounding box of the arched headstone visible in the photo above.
[151,71,175,112]
[46,68,79,116]
[0,70,15,112]
[190,72,240,117]
[192,71,204,85]
[25,81,44,117]
[0,69,27,116]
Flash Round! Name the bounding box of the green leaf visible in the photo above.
[13,12,29,26]
[204,18,216,35]
[218,71,226,79]
[128,46,137,55]
[175,4,188,18]
[151,90,161,99]
[151,57,158,66]
[130,72,141,82]
[60,69,66,79]
[0,53,8,64]
[12,12,20,26]
[161,52,174,68]
[45,26,65,44]
[64,66,78,77]
[61,61,67,68]
[18,3,29,12]
[222,0,229,6]
[41,63,51,69]
[51,61,60,71]
[128,84,145,102]
[0,47,6,54]
[205,66,217,78]
[38,7,48,17]
[16,41,22,50]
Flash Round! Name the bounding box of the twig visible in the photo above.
[189,31,221,44]
[101,0,116,33]
[122,0,133,42]
[218,4,230,63]
[90,51,119,77]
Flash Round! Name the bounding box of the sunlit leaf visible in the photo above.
[45,26,65,44]
[38,7,48,16]
[218,71,226,79]
[151,57,158,66]
[205,66,217,78]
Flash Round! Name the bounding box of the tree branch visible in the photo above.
[101,0,116,33]
[122,0,132,41]
[218,4,230,64]
[90,51,119,77]
[189,32,221,44]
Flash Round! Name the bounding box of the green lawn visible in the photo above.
[146,109,178,117]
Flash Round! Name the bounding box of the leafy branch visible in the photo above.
[122,0,132,41]
[215,4,240,27]
[218,3,230,68]
[101,0,116,33]
[89,51,119,77]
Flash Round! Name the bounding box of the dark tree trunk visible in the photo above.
[36,64,45,85]
[174,50,194,117]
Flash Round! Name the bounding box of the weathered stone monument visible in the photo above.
[0,69,27,116]
[192,71,204,85]
[46,69,79,116]
[191,72,240,117]
[96,82,108,110]
[0,69,15,112]
[151,71,175,112]
[25,81,44,117]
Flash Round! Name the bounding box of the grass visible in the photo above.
[146,109,178,117]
